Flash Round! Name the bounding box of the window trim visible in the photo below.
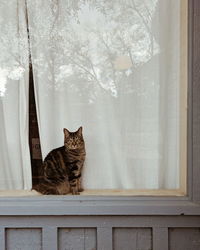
[0,0,199,216]
[187,0,200,204]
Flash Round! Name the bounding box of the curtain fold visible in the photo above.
[28,0,183,190]
[0,0,32,189]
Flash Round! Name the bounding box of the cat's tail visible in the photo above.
[32,182,59,195]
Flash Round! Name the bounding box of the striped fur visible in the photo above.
[33,127,86,195]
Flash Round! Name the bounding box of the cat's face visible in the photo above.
[63,127,84,150]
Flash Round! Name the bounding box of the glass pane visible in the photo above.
[0,0,187,195]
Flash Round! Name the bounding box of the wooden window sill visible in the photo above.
[0,189,186,197]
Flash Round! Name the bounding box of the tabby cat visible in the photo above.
[34,127,86,195]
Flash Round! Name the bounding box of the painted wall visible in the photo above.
[1,215,200,250]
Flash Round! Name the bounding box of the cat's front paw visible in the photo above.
[78,188,84,192]
[72,191,80,195]
[71,187,80,195]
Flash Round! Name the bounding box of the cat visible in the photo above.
[33,127,86,195]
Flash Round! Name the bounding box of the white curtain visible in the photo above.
[28,0,183,190]
[0,0,32,189]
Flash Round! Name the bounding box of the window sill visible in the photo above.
[0,189,185,197]
[0,190,199,216]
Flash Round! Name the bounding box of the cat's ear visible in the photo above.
[63,128,70,137]
[77,126,83,136]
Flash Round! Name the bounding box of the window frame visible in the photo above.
[0,0,200,216]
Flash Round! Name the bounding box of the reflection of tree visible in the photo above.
[0,0,159,100]
[129,0,155,57]
[51,0,159,101]
[92,0,157,58]
[0,1,29,96]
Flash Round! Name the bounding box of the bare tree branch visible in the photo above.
[130,0,154,57]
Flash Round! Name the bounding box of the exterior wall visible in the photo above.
[1,215,200,250]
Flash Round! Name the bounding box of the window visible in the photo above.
[0,0,189,196]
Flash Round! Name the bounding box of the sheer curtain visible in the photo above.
[0,0,32,190]
[28,0,184,190]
